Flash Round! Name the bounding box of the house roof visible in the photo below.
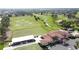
[40,30,70,45]
[40,34,53,45]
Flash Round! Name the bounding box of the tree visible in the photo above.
[0,15,10,40]
[60,20,72,29]
[1,16,10,27]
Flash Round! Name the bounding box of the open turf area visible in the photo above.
[10,16,47,37]
[10,15,61,38]
[14,43,42,50]
[0,43,4,50]
[9,15,61,50]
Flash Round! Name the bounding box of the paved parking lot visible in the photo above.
[49,38,79,50]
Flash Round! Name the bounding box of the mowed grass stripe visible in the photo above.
[10,16,48,37]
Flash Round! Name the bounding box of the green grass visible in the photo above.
[0,42,4,50]
[14,43,42,50]
[2,14,79,50]
[10,16,47,37]
[10,15,61,38]
[9,15,62,50]
[37,15,62,31]
[57,14,68,20]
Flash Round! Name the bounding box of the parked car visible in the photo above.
[9,39,36,46]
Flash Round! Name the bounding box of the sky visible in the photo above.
[0,0,79,8]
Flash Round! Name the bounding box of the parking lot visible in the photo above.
[49,38,79,50]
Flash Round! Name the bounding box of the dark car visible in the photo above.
[10,42,21,46]
[26,39,36,43]
[10,39,36,46]
[21,39,36,44]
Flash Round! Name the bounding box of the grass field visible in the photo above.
[0,42,4,50]
[10,16,46,37]
[14,43,42,50]
[9,15,62,50]
[10,15,61,38]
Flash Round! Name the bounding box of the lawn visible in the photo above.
[9,15,62,50]
[39,15,62,30]
[10,15,61,38]
[10,16,48,37]
[0,42,4,50]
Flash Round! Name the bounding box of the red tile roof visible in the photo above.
[40,34,53,45]
[40,30,70,45]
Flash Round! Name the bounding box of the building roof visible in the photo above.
[40,30,70,45]
[40,34,53,45]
